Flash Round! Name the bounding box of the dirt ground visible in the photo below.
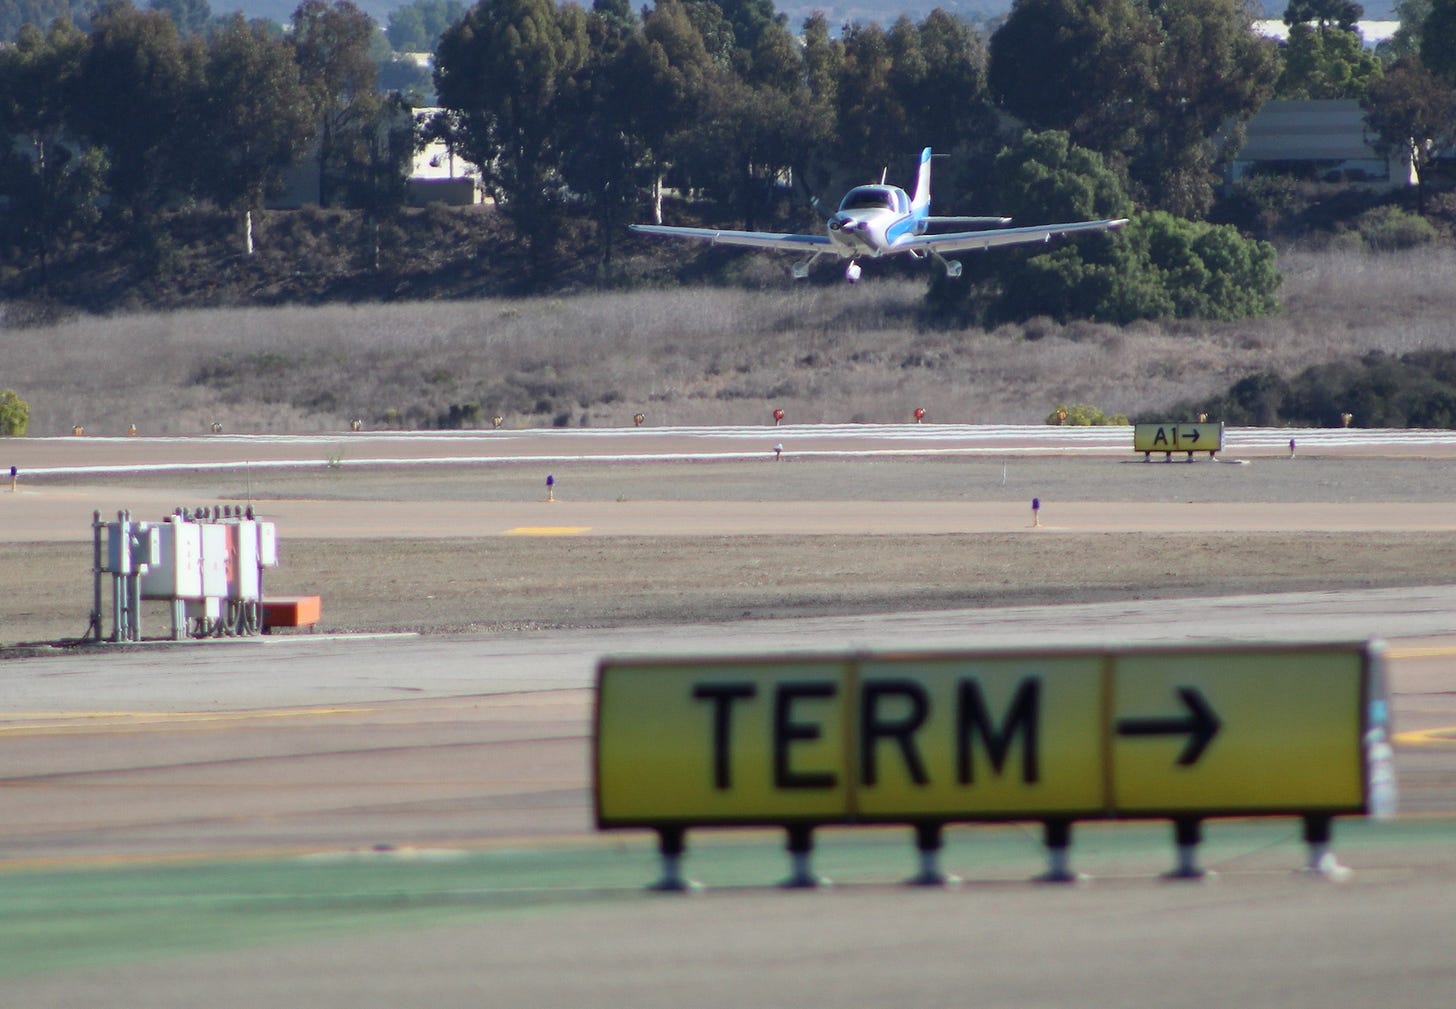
[5,450,1456,648]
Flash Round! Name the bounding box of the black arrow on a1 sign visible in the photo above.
[1187,428,1200,444]
[1116,687,1221,766]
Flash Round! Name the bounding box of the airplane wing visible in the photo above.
[907,218,1129,255]
[630,224,833,253]
[924,216,1013,226]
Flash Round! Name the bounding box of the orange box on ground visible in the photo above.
[261,595,322,633]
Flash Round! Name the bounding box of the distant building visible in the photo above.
[1251,20,1399,47]
[267,106,489,210]
[409,108,487,207]
[1227,99,1415,189]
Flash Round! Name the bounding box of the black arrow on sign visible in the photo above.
[1116,687,1221,766]
[1187,428,1200,444]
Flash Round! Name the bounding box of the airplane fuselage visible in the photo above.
[827,185,925,258]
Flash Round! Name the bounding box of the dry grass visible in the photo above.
[6,248,1456,436]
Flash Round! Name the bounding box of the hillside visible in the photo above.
[6,208,1456,438]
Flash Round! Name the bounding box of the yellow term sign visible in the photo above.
[1112,647,1367,815]
[1134,422,1224,454]
[594,643,1391,829]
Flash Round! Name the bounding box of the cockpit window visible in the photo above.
[839,187,899,212]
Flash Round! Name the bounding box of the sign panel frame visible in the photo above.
[594,642,1394,831]
[1133,422,1224,455]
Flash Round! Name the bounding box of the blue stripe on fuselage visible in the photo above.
[886,212,921,247]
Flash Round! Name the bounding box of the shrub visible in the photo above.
[1354,206,1437,252]
[1045,404,1129,426]
[1156,350,1456,429]
[0,389,29,436]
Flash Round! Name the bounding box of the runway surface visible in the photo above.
[4,424,1456,1006]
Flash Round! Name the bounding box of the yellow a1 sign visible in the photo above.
[1134,422,1224,456]
[594,643,1393,829]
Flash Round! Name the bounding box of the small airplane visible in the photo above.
[631,147,1128,282]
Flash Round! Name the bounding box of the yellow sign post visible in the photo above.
[595,642,1394,888]
[1134,422,1224,461]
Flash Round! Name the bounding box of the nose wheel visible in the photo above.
[845,261,862,283]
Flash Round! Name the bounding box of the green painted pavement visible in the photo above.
[2,817,1452,981]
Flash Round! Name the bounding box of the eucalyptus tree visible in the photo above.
[618,0,719,222]
[291,0,380,209]
[434,0,591,269]
[0,18,104,284]
[74,0,197,230]
[1421,0,1456,82]
[196,13,313,254]
[989,0,1279,218]
[385,0,466,50]
[1362,55,1456,210]
[149,0,211,37]
[1,0,94,42]
[557,1,645,267]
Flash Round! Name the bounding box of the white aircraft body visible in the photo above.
[631,147,1129,282]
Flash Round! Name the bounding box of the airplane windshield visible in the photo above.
[839,187,898,212]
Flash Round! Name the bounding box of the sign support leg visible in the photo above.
[1038,819,1085,883]
[1167,817,1209,879]
[1301,814,1351,880]
[781,824,825,889]
[906,822,957,886]
[650,826,698,892]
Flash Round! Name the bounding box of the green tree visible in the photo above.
[1,0,94,42]
[989,212,1281,324]
[833,22,906,165]
[292,0,380,209]
[348,93,414,270]
[1362,55,1456,210]
[927,130,1133,322]
[990,130,1134,224]
[907,9,991,156]
[0,18,105,285]
[1130,0,1281,218]
[196,13,313,253]
[557,3,643,268]
[0,389,30,436]
[1381,0,1429,59]
[989,0,1279,218]
[148,0,209,37]
[73,0,197,227]
[714,0,779,56]
[619,0,718,222]
[385,0,465,51]
[989,0,1158,160]
[1422,0,1456,83]
[670,16,813,230]
[1277,22,1382,99]
[434,0,591,270]
[1283,0,1363,32]
[793,12,841,199]
[927,133,1277,325]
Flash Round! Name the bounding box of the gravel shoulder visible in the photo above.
[5,450,1456,647]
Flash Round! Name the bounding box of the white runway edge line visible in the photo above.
[17,424,1456,478]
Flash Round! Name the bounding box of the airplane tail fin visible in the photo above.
[911,147,933,214]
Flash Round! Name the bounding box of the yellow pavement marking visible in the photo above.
[504,526,591,536]
[1387,645,1456,660]
[0,708,371,735]
[1395,727,1456,749]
